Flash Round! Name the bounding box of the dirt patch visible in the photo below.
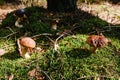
[78,2,120,25]
[0,3,26,23]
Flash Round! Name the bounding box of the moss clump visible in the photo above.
[1,12,16,28]
[0,0,4,5]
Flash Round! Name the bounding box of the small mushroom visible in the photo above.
[18,37,36,58]
[15,18,23,28]
[51,19,60,30]
[14,8,30,28]
[14,9,28,17]
[86,35,110,53]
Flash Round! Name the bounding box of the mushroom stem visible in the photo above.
[17,39,22,55]
[28,48,33,53]
[90,47,97,53]
[24,52,31,59]
[21,47,28,58]
[15,18,23,28]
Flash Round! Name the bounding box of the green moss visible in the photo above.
[0,0,4,5]
[1,12,16,28]
[35,34,120,79]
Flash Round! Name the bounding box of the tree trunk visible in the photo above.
[47,0,77,12]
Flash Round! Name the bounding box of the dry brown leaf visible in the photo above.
[28,68,37,77]
[36,74,45,80]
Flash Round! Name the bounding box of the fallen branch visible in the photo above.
[0,27,18,38]
[32,33,52,38]
[0,32,18,38]
[55,33,65,43]
[45,36,54,43]
[6,27,14,33]
[39,70,52,80]
[46,33,65,52]
[54,34,65,51]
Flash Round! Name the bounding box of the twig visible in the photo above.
[45,33,65,52]
[6,27,14,33]
[54,34,65,52]
[38,70,52,80]
[45,36,54,43]
[32,33,52,38]
[0,32,18,38]
[0,27,18,38]
[55,34,64,43]
[45,36,59,52]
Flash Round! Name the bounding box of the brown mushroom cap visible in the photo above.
[20,37,36,48]
[98,36,109,47]
[86,35,109,48]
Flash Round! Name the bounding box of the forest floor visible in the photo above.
[0,1,120,80]
[78,2,120,25]
[0,1,120,25]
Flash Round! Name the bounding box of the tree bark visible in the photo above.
[47,0,77,12]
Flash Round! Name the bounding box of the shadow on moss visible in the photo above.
[66,48,91,59]
[2,51,21,60]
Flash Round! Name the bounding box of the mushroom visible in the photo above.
[51,19,60,30]
[86,35,110,53]
[14,9,28,17]
[14,8,30,28]
[17,37,36,58]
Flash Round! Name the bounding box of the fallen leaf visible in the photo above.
[36,74,45,80]
[28,68,37,77]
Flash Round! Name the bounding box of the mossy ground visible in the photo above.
[0,6,120,79]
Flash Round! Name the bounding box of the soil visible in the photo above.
[78,2,120,25]
[0,3,25,24]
